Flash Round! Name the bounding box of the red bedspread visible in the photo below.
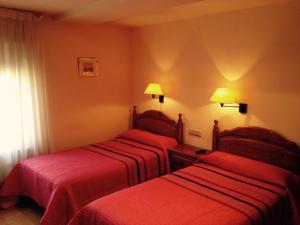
[68,152,300,225]
[0,130,176,225]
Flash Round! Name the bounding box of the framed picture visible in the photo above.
[78,57,98,77]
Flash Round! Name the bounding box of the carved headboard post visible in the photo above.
[132,106,137,129]
[177,113,183,144]
[212,120,219,151]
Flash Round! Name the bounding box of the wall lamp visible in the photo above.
[210,88,247,114]
[144,83,164,103]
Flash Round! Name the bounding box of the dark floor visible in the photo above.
[0,198,43,225]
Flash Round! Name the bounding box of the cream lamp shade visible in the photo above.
[210,88,247,113]
[210,88,235,104]
[144,83,163,95]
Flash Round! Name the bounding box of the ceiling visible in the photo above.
[0,0,294,26]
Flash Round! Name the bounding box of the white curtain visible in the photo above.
[0,8,48,183]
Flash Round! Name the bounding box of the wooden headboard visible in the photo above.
[212,120,300,175]
[132,106,183,144]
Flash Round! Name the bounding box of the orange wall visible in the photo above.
[132,1,300,148]
[39,21,132,151]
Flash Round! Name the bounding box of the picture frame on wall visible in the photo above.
[78,57,98,77]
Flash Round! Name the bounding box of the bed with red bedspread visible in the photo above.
[68,121,300,225]
[0,107,183,225]
[68,152,300,225]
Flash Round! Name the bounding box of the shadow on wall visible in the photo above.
[136,22,225,109]
[132,1,300,146]
[196,2,295,83]
[194,2,300,143]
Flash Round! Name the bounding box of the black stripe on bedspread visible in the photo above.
[168,173,268,225]
[179,170,274,225]
[161,176,256,225]
[101,142,149,181]
[83,146,132,186]
[193,164,286,225]
[116,137,164,152]
[193,164,285,195]
[113,139,163,176]
[91,144,142,184]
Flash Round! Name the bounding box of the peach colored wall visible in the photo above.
[131,1,300,149]
[39,21,132,151]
